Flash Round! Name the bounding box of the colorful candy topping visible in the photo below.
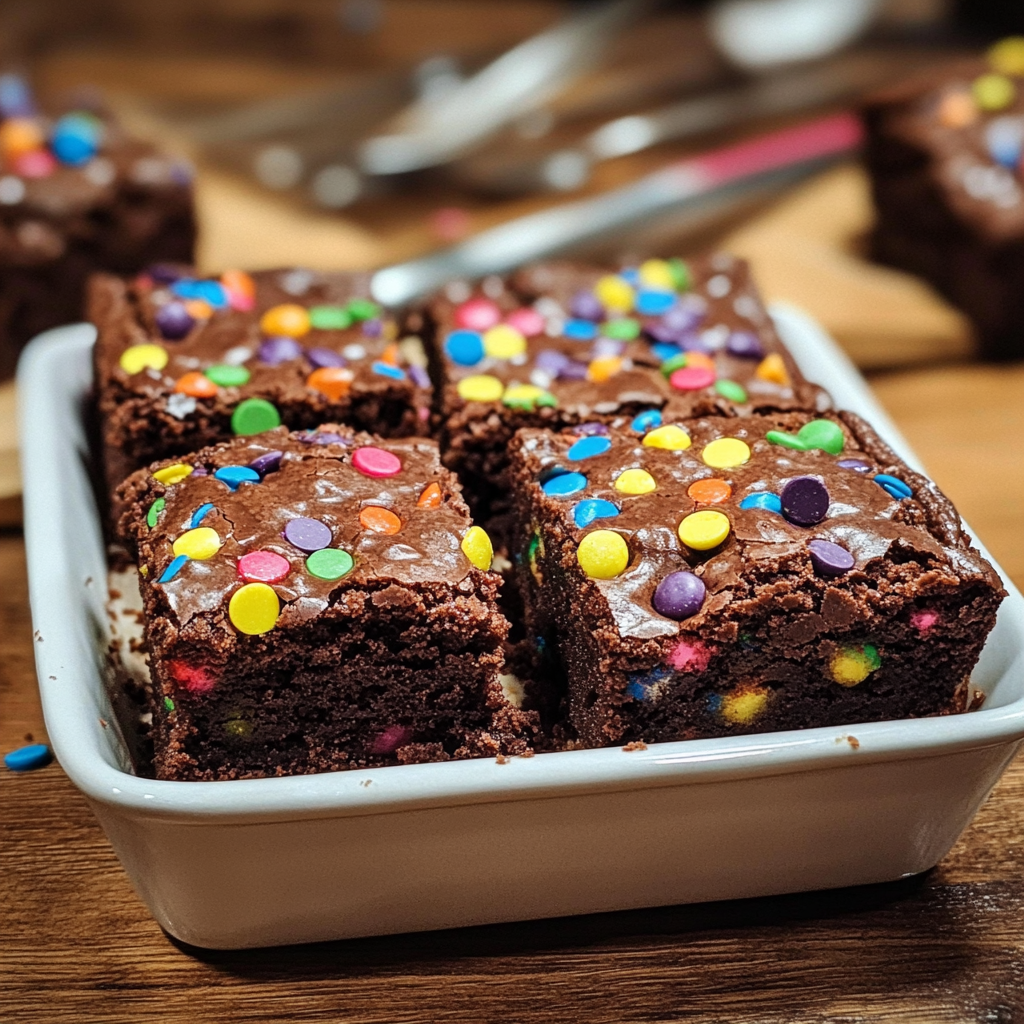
[756,353,789,386]
[158,555,188,583]
[807,539,855,577]
[631,409,662,432]
[284,517,332,552]
[190,503,215,527]
[567,436,612,461]
[688,479,731,504]
[417,482,442,508]
[577,529,629,579]
[766,419,844,455]
[360,506,402,534]
[572,498,619,528]
[260,303,310,338]
[229,582,280,635]
[503,384,556,410]
[231,398,281,436]
[875,474,913,500]
[172,527,221,560]
[455,296,501,330]
[120,344,168,374]
[739,492,782,512]
[237,550,291,583]
[780,477,830,526]
[153,463,193,485]
[175,372,218,398]
[214,465,259,491]
[457,374,504,403]
[830,644,881,686]
[146,498,165,528]
[461,526,494,570]
[652,571,706,620]
[717,684,770,725]
[307,366,354,400]
[678,510,730,550]
[614,468,656,495]
[248,450,283,476]
[701,437,750,469]
[352,446,402,478]
[306,548,354,580]
[205,364,250,387]
[542,470,587,497]
[3,743,53,772]
[642,424,690,450]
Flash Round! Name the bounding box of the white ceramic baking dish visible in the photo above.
[19,306,1024,950]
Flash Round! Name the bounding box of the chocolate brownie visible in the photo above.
[115,425,534,781]
[92,266,431,493]
[418,253,829,525]
[0,76,194,376]
[509,412,1004,748]
[864,40,1024,359]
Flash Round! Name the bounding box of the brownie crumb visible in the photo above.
[623,741,648,752]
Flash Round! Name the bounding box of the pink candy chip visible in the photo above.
[666,640,713,673]
[455,297,501,331]
[505,307,545,337]
[237,550,291,584]
[911,609,940,632]
[669,366,716,392]
[352,446,401,478]
[369,725,414,755]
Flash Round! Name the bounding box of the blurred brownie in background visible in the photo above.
[0,74,194,375]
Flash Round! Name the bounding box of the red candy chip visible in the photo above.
[167,660,219,694]
[237,550,291,584]
[669,365,716,391]
[352,446,401,478]
[454,297,501,331]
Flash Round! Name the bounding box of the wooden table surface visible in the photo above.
[4,20,1024,1019]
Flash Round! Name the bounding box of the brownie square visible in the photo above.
[92,266,432,493]
[418,253,829,525]
[115,425,534,781]
[0,80,194,376]
[864,49,1024,359]
[509,411,1004,748]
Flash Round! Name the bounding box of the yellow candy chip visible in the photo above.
[259,303,311,338]
[594,274,635,313]
[638,258,675,291]
[755,353,790,386]
[120,344,168,375]
[577,529,629,579]
[701,437,750,469]
[153,463,193,486]
[482,324,526,359]
[586,356,622,383]
[614,468,657,495]
[830,646,880,687]
[678,510,730,550]
[172,527,222,561]
[720,686,770,725]
[457,374,504,403]
[228,582,280,636]
[973,73,1015,111]
[989,36,1024,76]
[461,525,493,571]
[642,424,691,451]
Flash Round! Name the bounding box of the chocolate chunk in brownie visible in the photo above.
[509,411,1004,747]
[418,253,830,525]
[0,77,194,376]
[864,43,1024,359]
[115,425,534,781]
[92,266,431,493]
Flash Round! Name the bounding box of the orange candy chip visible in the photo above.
[221,269,256,310]
[175,372,219,399]
[379,342,400,366]
[184,299,213,320]
[417,482,442,508]
[359,506,402,534]
[685,351,716,373]
[307,366,354,400]
[688,478,732,504]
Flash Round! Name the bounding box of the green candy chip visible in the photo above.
[602,317,641,341]
[766,418,845,456]
[205,365,251,387]
[309,305,353,330]
[660,353,688,377]
[668,257,691,292]
[146,497,166,529]
[163,696,175,712]
[346,298,380,322]
[231,397,281,436]
[306,548,354,580]
[714,379,748,403]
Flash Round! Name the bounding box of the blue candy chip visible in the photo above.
[372,361,406,380]
[635,290,677,316]
[158,554,189,583]
[541,471,587,497]
[875,473,913,500]
[572,498,620,528]
[567,436,612,461]
[739,492,783,513]
[631,409,663,432]
[444,330,485,366]
[215,465,260,491]
[4,744,53,772]
[190,502,215,528]
[51,131,97,166]
[650,342,682,362]
[563,318,598,341]
[620,268,640,285]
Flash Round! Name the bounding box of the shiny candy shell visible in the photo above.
[781,476,830,526]
[205,364,250,387]
[260,303,311,338]
[457,374,504,403]
[631,409,662,432]
[307,366,354,400]
[173,527,221,560]
[229,582,280,635]
[572,498,619,528]
[638,258,675,290]
[807,539,855,577]
[155,301,194,340]
[830,644,881,686]
[461,526,493,570]
[483,324,526,359]
[678,510,730,550]
[642,424,690,451]
[614,468,656,495]
[567,436,612,461]
[231,398,281,436]
[652,571,706,620]
[284,517,332,552]
[120,344,168,375]
[417,482,442,508]
[306,548,354,580]
[505,307,545,337]
[308,304,352,330]
[455,297,501,331]
[541,471,587,497]
[577,529,629,579]
[739,491,782,513]
[175,372,218,398]
[238,550,291,583]
[153,463,193,485]
[875,473,913,500]
[755,353,790,386]
[215,465,260,490]
[766,419,844,455]
[701,437,750,469]
[503,384,556,410]
[669,365,715,391]
[3,743,53,772]
[352,446,401,478]
[594,275,635,312]
[360,506,402,534]
[688,478,731,504]
[444,330,485,366]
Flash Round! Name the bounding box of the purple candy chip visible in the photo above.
[259,336,304,365]
[283,517,332,552]
[652,571,706,620]
[147,263,183,284]
[570,291,604,321]
[572,422,610,436]
[155,301,194,341]
[592,337,625,358]
[838,459,872,474]
[361,318,383,338]
[725,331,765,359]
[248,450,284,477]
[408,364,430,388]
[558,359,589,381]
[534,349,570,374]
[306,347,346,369]
[299,429,348,446]
[807,539,855,577]
[781,477,830,527]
